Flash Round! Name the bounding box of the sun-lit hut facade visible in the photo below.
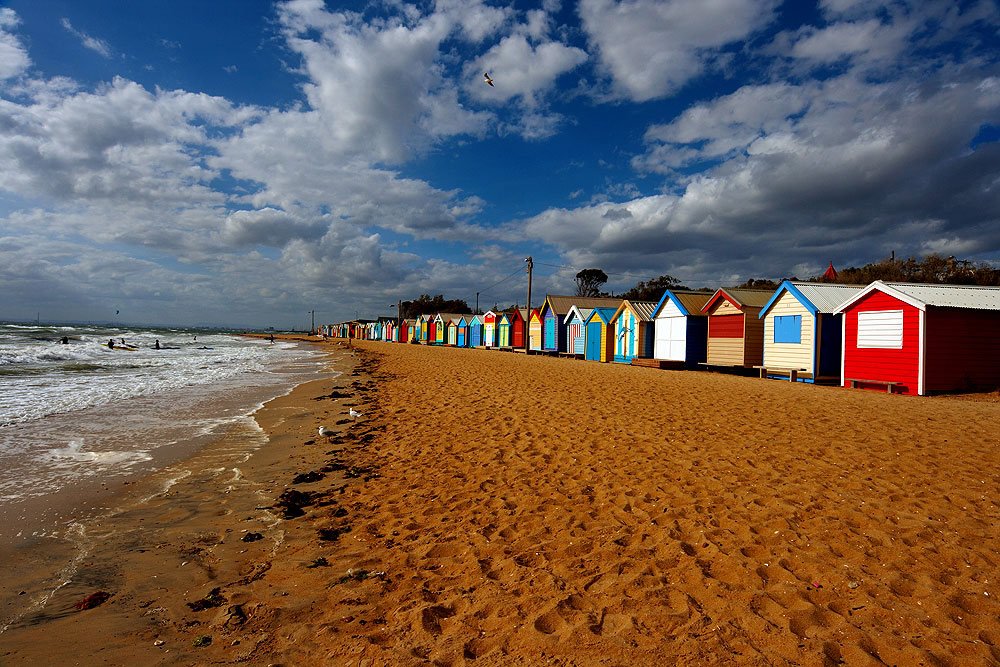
[528,308,543,351]
[540,295,623,354]
[652,289,711,368]
[483,311,498,348]
[468,314,483,347]
[457,316,470,347]
[702,288,773,367]
[563,306,594,356]
[610,300,658,363]
[583,307,617,362]
[758,281,863,383]
[834,281,1000,395]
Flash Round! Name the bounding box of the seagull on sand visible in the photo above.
[484,72,494,87]
[349,408,363,419]
[318,426,335,437]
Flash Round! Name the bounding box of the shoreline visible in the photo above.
[0,338,367,664]
[3,339,1000,665]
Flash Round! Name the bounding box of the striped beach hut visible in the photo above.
[702,288,773,367]
[584,307,616,362]
[468,314,483,347]
[563,306,594,356]
[540,295,623,353]
[758,281,863,383]
[528,308,543,351]
[483,311,498,348]
[610,300,658,363]
[652,289,711,367]
[834,281,1000,395]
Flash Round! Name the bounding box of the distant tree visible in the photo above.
[619,274,688,302]
[575,269,609,297]
[827,254,1000,286]
[400,294,472,318]
[735,277,783,290]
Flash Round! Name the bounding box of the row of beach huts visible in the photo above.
[321,280,1000,396]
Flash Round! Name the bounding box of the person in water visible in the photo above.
[154,339,160,350]
[108,339,115,349]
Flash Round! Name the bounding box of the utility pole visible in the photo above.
[307,310,315,333]
[476,292,479,315]
[396,299,402,342]
[524,256,533,352]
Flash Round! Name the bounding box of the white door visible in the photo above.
[655,316,687,360]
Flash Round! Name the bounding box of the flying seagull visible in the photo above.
[484,72,494,87]
[318,426,335,437]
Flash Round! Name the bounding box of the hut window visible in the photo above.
[857,310,904,349]
[773,315,801,344]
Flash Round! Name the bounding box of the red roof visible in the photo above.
[823,261,838,281]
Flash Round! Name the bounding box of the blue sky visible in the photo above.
[1,0,998,328]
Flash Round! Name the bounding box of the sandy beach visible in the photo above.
[3,338,1000,665]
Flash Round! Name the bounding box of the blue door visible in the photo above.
[586,322,602,360]
[544,316,557,350]
[458,329,466,347]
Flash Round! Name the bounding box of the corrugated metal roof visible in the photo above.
[789,282,865,313]
[882,282,1000,310]
[671,290,712,315]
[630,300,659,320]
[587,307,617,324]
[544,295,623,314]
[563,306,594,324]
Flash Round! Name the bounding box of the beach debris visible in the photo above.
[318,525,352,541]
[74,591,112,610]
[186,587,226,611]
[225,604,247,627]
[848,581,860,589]
[318,426,335,437]
[275,488,315,518]
[193,635,212,647]
[306,557,330,568]
[241,532,264,542]
[153,640,165,647]
[292,471,325,484]
[335,568,372,585]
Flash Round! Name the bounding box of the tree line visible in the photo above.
[576,253,1000,304]
[395,253,999,320]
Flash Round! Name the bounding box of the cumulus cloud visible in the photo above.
[579,0,780,102]
[0,9,30,80]
[527,68,1000,286]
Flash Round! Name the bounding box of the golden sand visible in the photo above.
[2,339,1000,666]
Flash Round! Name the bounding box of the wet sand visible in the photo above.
[3,339,1000,666]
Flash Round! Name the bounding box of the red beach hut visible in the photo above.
[834,281,1000,395]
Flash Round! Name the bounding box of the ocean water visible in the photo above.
[0,323,329,539]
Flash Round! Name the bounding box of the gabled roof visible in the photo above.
[434,312,468,322]
[584,307,617,325]
[611,300,658,323]
[653,289,712,318]
[759,281,865,318]
[834,281,1000,314]
[702,288,773,313]
[468,314,483,325]
[542,294,623,316]
[563,305,595,325]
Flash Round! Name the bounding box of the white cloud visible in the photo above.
[0,9,30,80]
[469,34,587,108]
[579,0,780,102]
[60,18,113,58]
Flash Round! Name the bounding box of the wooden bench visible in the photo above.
[847,378,901,394]
[754,366,805,382]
